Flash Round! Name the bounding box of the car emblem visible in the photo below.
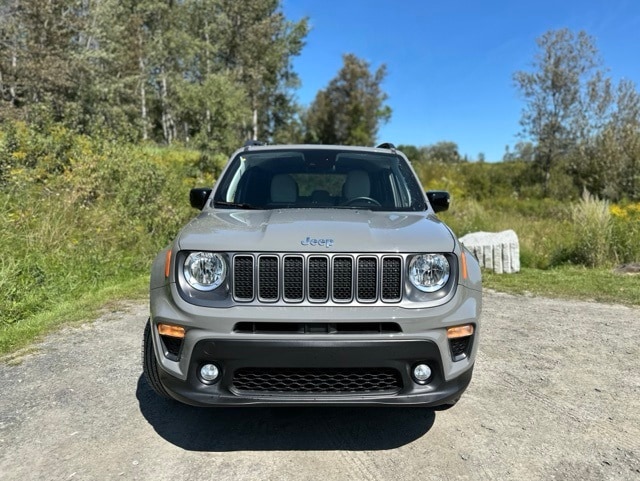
[301,237,334,248]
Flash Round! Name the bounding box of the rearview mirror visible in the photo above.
[426,191,450,213]
[190,188,212,210]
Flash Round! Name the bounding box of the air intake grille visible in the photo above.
[232,367,403,394]
[357,257,378,301]
[232,254,403,304]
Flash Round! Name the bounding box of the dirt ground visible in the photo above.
[1,291,639,481]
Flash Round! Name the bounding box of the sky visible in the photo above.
[281,0,640,162]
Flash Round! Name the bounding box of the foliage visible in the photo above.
[0,122,200,327]
[609,202,640,264]
[513,28,640,200]
[514,29,608,194]
[303,53,391,145]
[566,190,612,267]
[0,0,308,147]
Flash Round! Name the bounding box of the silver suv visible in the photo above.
[143,143,482,408]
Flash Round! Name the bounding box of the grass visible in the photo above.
[484,266,640,306]
[0,275,148,357]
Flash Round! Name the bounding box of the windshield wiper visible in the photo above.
[213,200,261,210]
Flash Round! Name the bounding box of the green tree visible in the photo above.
[514,29,610,196]
[422,141,462,163]
[304,53,391,145]
[214,0,308,142]
[0,0,86,122]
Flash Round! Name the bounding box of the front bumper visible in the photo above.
[150,283,481,407]
[158,338,474,407]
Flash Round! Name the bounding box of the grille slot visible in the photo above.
[382,257,402,301]
[450,336,472,360]
[233,255,254,300]
[232,367,403,394]
[332,257,353,301]
[283,256,304,301]
[357,257,378,301]
[232,254,404,304]
[308,256,329,301]
[258,256,279,301]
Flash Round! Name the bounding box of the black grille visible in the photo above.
[283,256,303,301]
[233,256,254,300]
[232,254,403,303]
[308,256,328,301]
[160,335,183,358]
[234,322,402,334]
[333,257,353,301]
[450,336,472,359]
[357,257,378,300]
[259,256,279,300]
[232,367,403,394]
[382,257,402,300]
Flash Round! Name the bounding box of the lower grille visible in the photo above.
[232,367,403,394]
[160,335,183,359]
[450,336,472,360]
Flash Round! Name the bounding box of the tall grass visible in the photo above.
[568,190,612,267]
[1,122,202,333]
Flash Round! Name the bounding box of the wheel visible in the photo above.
[142,319,173,400]
[341,196,381,207]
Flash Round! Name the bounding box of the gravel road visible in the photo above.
[1,291,639,481]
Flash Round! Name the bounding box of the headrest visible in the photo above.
[344,170,370,199]
[270,174,298,203]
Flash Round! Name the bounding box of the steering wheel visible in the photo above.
[341,196,381,207]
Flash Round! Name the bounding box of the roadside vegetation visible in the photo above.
[0,122,208,353]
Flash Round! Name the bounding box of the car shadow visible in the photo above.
[136,376,436,452]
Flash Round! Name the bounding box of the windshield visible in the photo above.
[212,148,427,211]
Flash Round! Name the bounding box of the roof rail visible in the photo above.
[243,139,266,147]
[376,142,396,150]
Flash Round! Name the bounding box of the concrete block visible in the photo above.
[459,229,520,274]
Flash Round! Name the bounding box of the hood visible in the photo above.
[177,209,455,253]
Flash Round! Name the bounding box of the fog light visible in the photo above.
[200,363,220,383]
[413,363,432,383]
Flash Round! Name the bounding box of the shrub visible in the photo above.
[0,121,201,326]
[610,202,640,263]
[567,190,612,267]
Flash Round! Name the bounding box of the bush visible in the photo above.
[610,202,640,263]
[0,122,201,326]
[567,191,612,267]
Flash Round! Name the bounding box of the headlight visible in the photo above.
[183,252,226,291]
[408,254,450,292]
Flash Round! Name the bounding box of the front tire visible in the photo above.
[142,319,173,400]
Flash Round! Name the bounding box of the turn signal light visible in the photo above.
[447,324,474,339]
[164,249,172,278]
[460,250,468,280]
[158,323,185,339]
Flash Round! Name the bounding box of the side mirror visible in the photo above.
[426,191,450,213]
[190,188,212,210]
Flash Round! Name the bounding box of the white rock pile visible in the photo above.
[459,229,520,274]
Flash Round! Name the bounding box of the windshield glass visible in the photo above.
[212,148,427,211]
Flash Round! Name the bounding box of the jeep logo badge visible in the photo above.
[301,237,334,248]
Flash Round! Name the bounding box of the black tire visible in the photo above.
[142,319,173,400]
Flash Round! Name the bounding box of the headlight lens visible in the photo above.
[183,252,226,291]
[408,254,450,292]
